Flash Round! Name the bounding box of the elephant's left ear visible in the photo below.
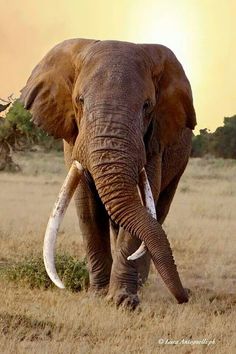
[141,44,196,145]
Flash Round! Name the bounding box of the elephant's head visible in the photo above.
[20,39,196,303]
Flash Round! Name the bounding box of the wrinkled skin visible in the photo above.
[20,39,196,308]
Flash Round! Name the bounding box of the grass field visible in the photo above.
[0,151,235,354]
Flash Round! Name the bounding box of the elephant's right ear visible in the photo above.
[20,39,95,143]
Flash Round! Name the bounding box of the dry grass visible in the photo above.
[0,152,236,354]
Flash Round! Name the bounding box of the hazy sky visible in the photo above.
[0,0,235,131]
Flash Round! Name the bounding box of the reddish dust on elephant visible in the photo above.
[20,39,196,309]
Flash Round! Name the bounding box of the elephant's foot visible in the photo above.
[87,257,112,296]
[107,252,139,309]
[107,286,140,310]
[89,271,110,296]
[89,275,110,297]
[185,287,192,297]
[89,283,109,297]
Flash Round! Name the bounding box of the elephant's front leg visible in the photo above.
[74,174,112,293]
[108,226,151,309]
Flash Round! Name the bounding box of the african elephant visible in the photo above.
[20,38,196,308]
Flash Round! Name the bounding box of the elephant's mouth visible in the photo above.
[43,160,153,289]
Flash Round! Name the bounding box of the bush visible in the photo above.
[191,129,211,157]
[0,99,62,171]
[0,254,89,292]
[0,100,62,150]
[191,115,236,159]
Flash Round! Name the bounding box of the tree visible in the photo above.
[0,99,21,171]
[211,116,236,158]
[0,99,62,171]
[191,128,211,157]
[191,115,236,159]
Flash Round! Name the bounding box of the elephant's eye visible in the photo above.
[143,100,152,115]
[78,95,84,105]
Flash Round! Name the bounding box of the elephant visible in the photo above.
[20,38,196,309]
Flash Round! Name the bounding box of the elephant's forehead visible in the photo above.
[82,40,150,68]
[87,40,138,54]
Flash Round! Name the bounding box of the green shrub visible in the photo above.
[0,254,89,292]
[0,99,63,152]
[0,99,63,171]
[191,115,236,159]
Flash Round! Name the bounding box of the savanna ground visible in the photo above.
[0,151,235,354]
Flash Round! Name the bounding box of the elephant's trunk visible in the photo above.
[84,115,188,303]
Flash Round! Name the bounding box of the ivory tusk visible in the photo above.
[43,160,83,289]
[127,168,157,261]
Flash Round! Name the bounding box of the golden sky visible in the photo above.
[0,0,235,131]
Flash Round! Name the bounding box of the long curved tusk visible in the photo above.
[43,160,83,289]
[127,168,157,261]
